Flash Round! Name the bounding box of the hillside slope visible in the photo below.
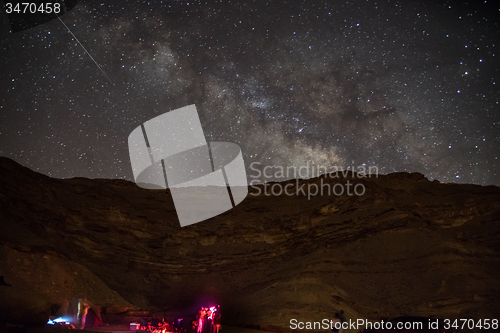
[0,157,499,329]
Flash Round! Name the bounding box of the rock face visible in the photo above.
[0,157,499,329]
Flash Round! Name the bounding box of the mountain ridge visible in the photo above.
[0,156,499,329]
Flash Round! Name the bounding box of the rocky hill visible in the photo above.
[0,157,499,330]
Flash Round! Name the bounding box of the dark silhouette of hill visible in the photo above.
[0,156,499,330]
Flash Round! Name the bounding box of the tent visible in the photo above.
[57,298,103,328]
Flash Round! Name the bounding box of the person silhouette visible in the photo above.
[78,297,90,329]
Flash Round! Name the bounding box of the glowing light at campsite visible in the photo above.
[47,316,72,325]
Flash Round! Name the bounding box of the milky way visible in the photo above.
[1,0,499,185]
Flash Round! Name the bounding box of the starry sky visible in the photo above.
[1,0,499,186]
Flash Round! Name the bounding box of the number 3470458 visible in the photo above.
[5,3,61,14]
[443,319,498,330]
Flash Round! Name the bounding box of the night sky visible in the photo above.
[1,0,499,186]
